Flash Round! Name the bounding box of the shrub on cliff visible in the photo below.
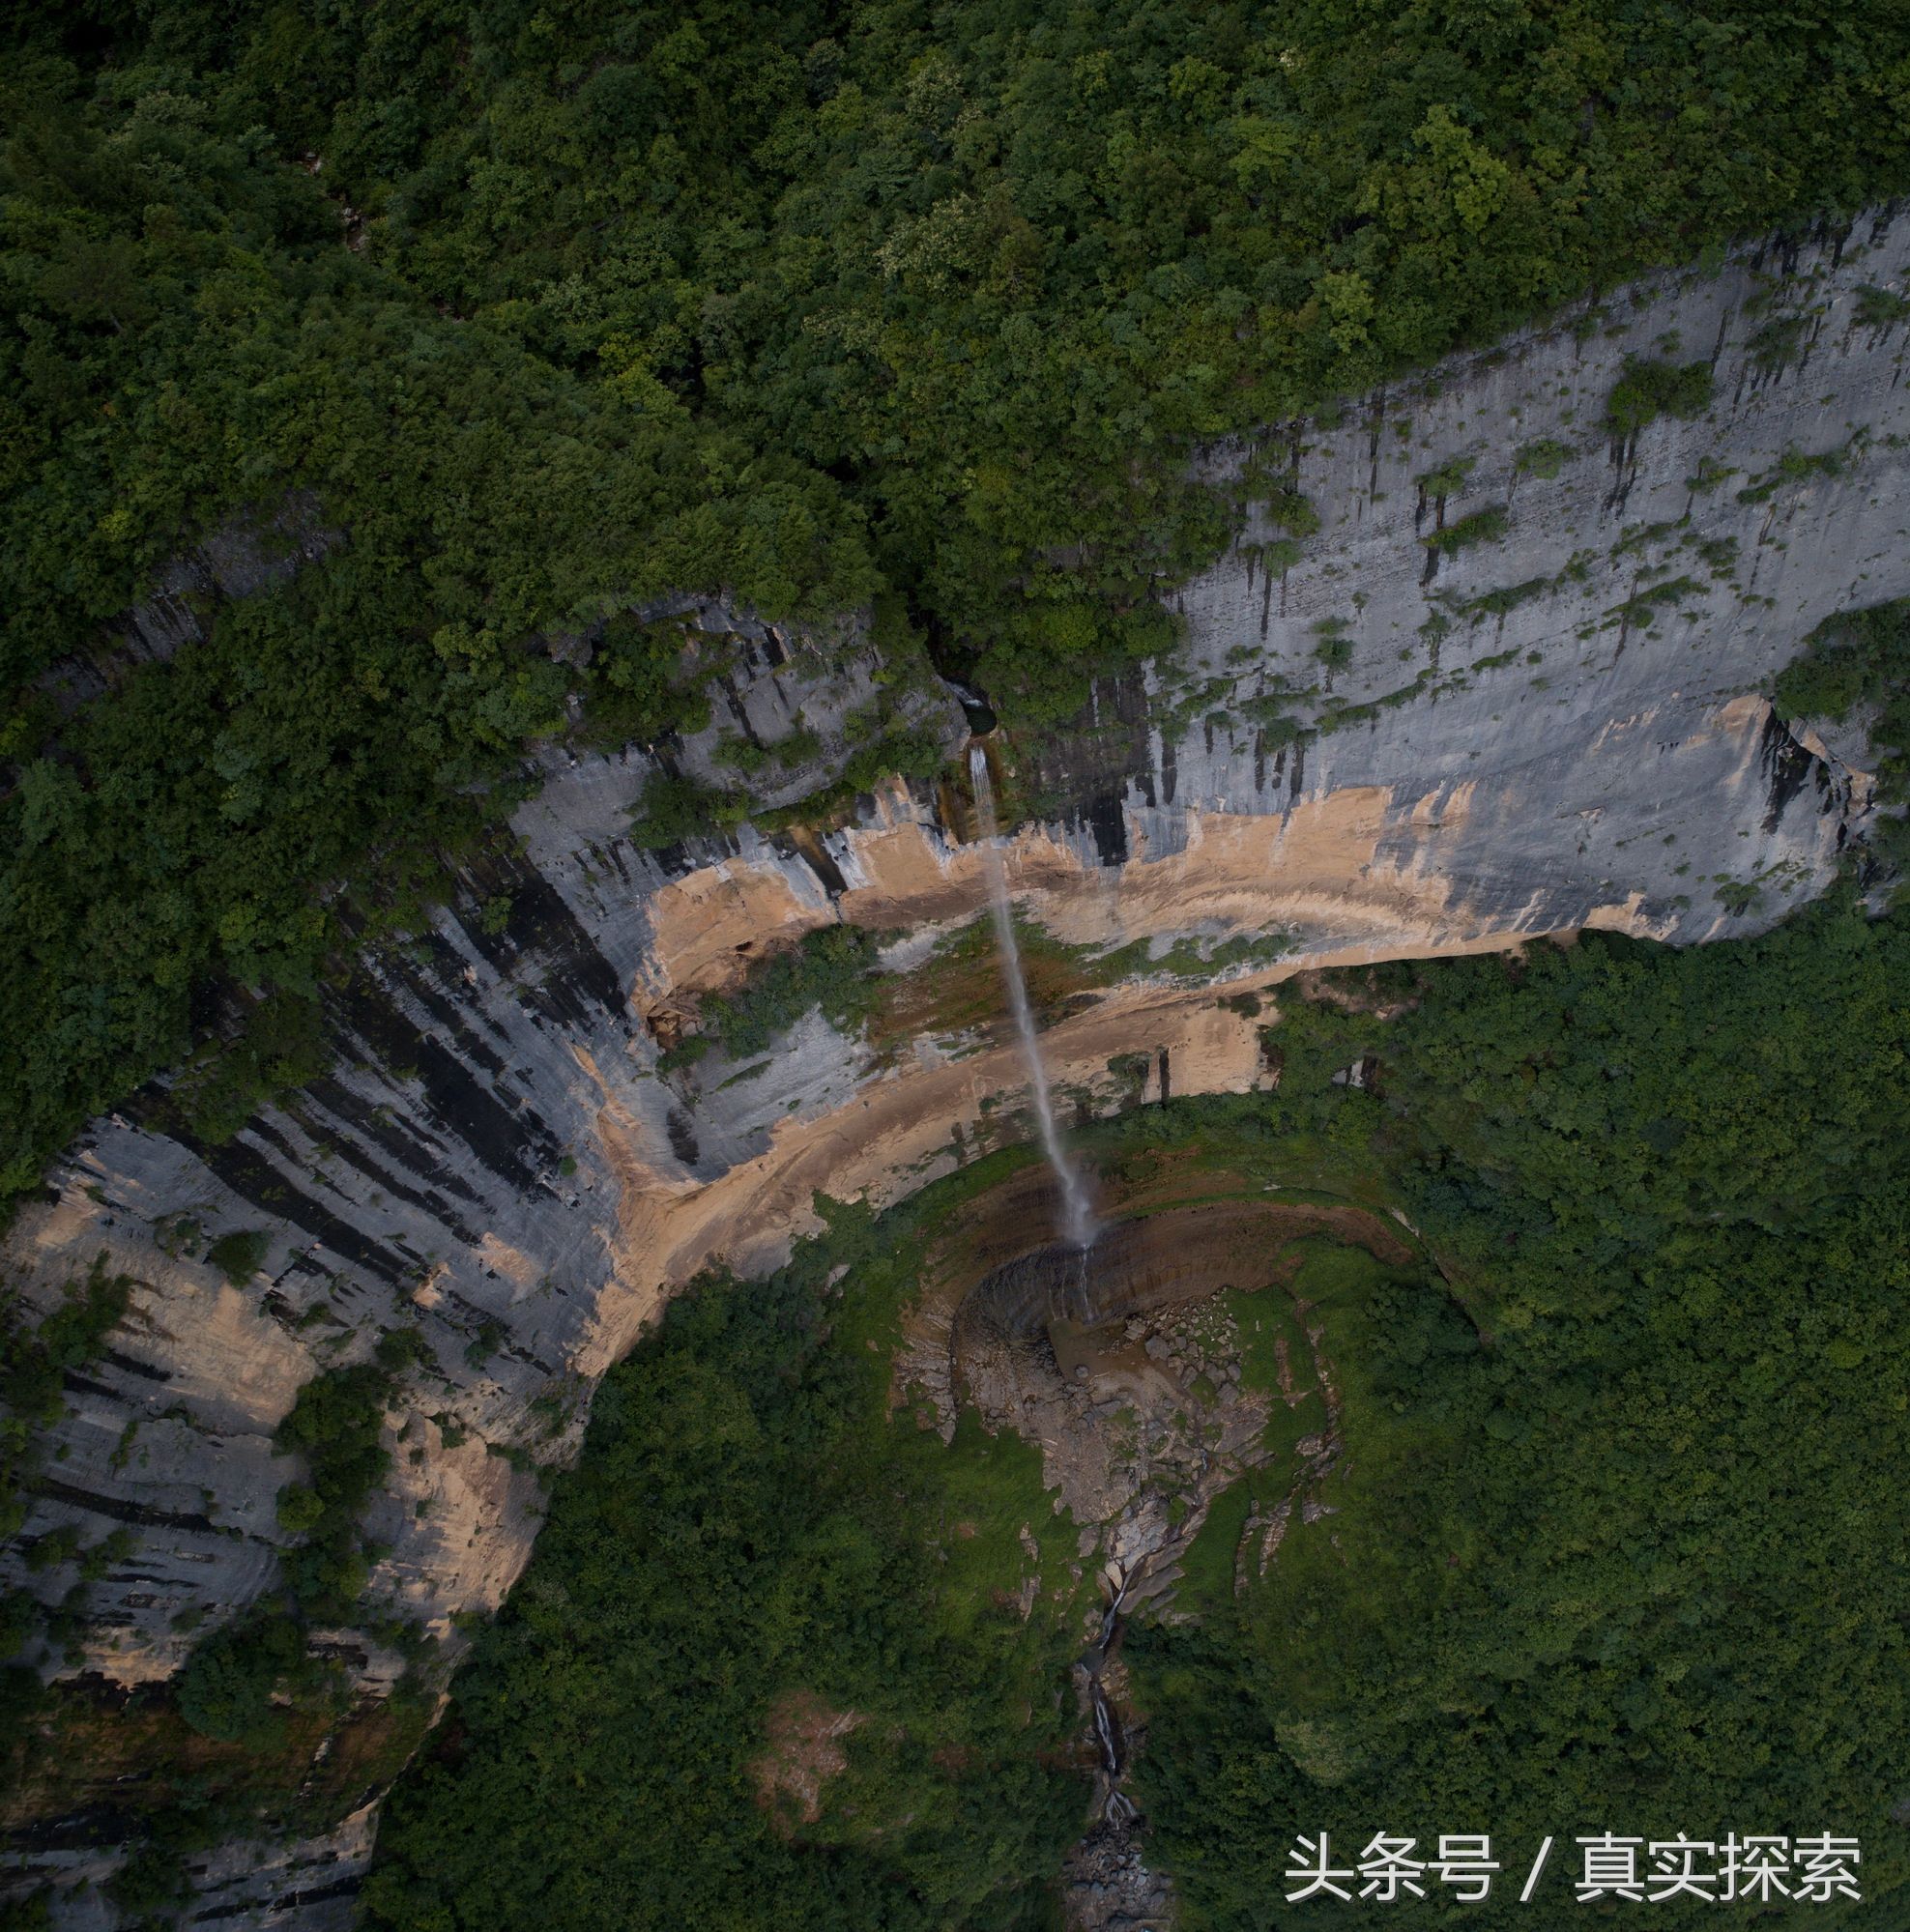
[625,772,749,851]
[175,1610,308,1747]
[269,1361,395,1623]
[707,925,888,1059]
[1773,597,1910,877]
[0,1256,131,1546]
[176,1354,403,1738]
[1605,355,1717,438]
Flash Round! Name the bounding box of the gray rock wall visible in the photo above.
[1026,205,1910,940]
[35,494,341,711]
[7,206,1908,1923]
[651,598,956,811]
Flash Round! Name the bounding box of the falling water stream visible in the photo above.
[969,743,1139,1836]
[1086,1570,1133,1819]
[968,744,1097,1252]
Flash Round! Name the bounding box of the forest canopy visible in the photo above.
[4,0,1910,1192]
[366,893,1910,1929]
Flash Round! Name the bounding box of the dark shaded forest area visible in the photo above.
[5,0,1910,1203]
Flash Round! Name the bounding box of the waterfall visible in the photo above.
[969,745,1097,1251]
[1089,1679,1124,1776]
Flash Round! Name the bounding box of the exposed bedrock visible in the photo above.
[6,205,1910,1917]
[899,1180,1402,1580]
[956,1200,1363,1341]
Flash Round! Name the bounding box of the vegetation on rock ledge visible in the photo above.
[5,0,1910,1207]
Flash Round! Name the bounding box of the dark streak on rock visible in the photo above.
[1083,793,1128,866]
[176,1128,412,1285]
[30,1477,223,1536]
[666,1109,701,1168]
[59,1371,123,1401]
[1761,708,1818,832]
[449,850,631,1037]
[329,985,564,1191]
[96,1348,170,1385]
[387,952,511,1074]
[273,1095,481,1243]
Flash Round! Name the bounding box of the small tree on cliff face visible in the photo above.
[176,1348,409,1740]
[0,1256,130,1540]
[267,1362,395,1623]
[1605,356,1716,438]
[1772,596,1910,879]
[175,1610,308,1746]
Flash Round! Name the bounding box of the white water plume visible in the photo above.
[968,745,1097,1251]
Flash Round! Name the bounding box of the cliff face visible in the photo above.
[6,207,1907,1919]
[1029,207,1907,936]
[35,493,341,712]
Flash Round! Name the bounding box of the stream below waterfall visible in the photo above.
[1085,1573,1132,1812]
[967,740,1161,1919]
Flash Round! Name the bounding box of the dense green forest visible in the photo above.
[366,1179,1096,1932]
[1132,888,1909,1926]
[365,890,1909,1928]
[6,0,1910,1205]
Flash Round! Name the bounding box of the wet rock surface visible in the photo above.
[1062,1812,1176,1932]
[922,1197,1388,1927]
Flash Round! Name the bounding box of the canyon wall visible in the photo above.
[1037,206,1908,935]
[6,205,1908,1922]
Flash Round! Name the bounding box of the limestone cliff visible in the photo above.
[6,205,1907,1922]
